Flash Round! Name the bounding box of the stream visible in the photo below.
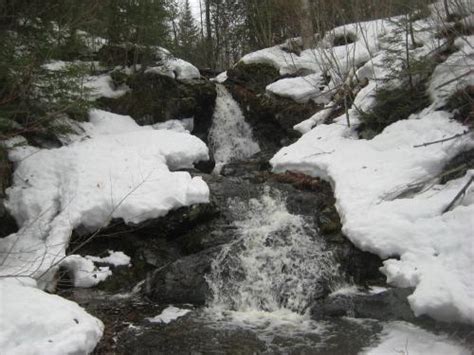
[61,85,474,354]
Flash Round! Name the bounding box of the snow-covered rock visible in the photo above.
[0,109,209,287]
[272,109,474,324]
[61,255,112,288]
[266,73,328,104]
[146,57,200,80]
[0,279,103,355]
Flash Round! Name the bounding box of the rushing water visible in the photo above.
[208,84,260,173]
[203,188,342,348]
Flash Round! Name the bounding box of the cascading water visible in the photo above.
[205,188,341,321]
[208,84,260,173]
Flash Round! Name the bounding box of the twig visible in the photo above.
[443,176,474,213]
[435,69,473,90]
[413,130,471,148]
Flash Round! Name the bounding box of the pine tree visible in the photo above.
[176,0,200,62]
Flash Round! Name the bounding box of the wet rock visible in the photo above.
[0,200,17,238]
[227,62,280,92]
[225,62,323,154]
[99,71,217,143]
[144,248,218,305]
[116,313,267,355]
[313,288,418,322]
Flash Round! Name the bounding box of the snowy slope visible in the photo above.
[266,5,474,324]
[0,109,209,288]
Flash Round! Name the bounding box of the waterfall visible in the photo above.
[206,188,340,316]
[208,84,260,173]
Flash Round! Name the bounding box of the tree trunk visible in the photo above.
[205,0,213,68]
[300,0,315,49]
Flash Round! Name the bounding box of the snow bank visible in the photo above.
[361,321,471,355]
[0,279,103,355]
[241,19,389,80]
[146,57,200,80]
[428,35,474,107]
[147,306,191,324]
[272,110,474,323]
[153,118,194,133]
[85,74,129,99]
[266,73,328,104]
[0,109,209,287]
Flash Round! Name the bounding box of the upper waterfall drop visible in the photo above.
[208,84,260,173]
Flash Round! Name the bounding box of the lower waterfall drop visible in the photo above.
[208,84,260,173]
[205,188,341,318]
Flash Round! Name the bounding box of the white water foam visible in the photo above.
[204,188,341,345]
[208,84,260,173]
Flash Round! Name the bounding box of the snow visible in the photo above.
[361,321,471,355]
[241,19,390,81]
[59,251,131,288]
[147,306,191,324]
[428,35,474,107]
[145,57,200,80]
[239,4,474,324]
[266,73,328,104]
[271,109,474,324]
[85,74,129,99]
[153,118,194,133]
[0,278,103,355]
[0,109,209,288]
[42,61,129,99]
[61,255,112,288]
[213,71,228,83]
[86,250,131,267]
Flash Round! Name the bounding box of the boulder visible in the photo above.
[99,71,217,143]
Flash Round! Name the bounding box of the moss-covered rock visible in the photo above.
[98,71,217,143]
[227,62,280,93]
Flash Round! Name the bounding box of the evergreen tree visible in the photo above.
[176,0,200,62]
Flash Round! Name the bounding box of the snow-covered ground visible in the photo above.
[0,278,103,355]
[266,6,474,325]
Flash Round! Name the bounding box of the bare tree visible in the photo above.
[300,0,315,49]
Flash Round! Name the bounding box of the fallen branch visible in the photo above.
[435,69,474,91]
[443,176,474,213]
[413,130,471,148]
